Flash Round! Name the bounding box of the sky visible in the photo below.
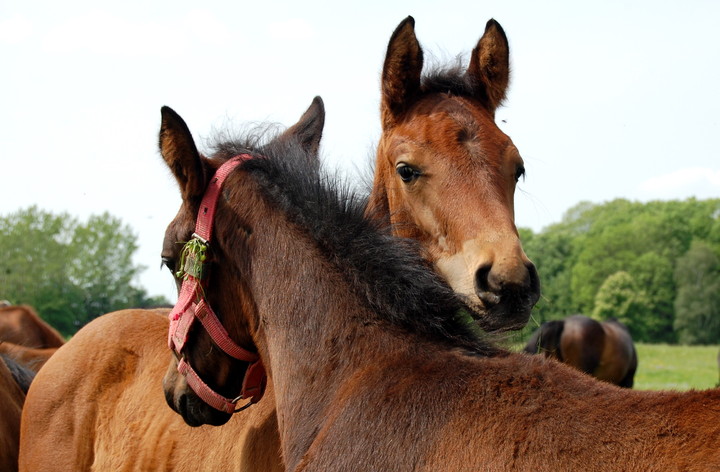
[2,0,719,303]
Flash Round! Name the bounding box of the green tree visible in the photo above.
[673,240,720,344]
[592,271,654,341]
[0,206,167,336]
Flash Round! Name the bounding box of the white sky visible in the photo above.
[2,0,719,302]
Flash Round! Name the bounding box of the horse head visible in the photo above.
[524,319,564,360]
[159,97,325,427]
[368,17,540,331]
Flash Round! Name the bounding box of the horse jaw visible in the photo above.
[162,357,232,427]
[434,237,539,331]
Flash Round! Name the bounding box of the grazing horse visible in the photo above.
[1,354,34,472]
[158,103,720,471]
[0,305,65,349]
[21,16,537,471]
[524,314,638,388]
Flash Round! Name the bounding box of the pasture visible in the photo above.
[634,344,720,391]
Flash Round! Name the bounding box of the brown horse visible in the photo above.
[1,354,34,472]
[523,314,638,388]
[0,305,65,349]
[0,342,57,372]
[20,309,284,471]
[158,102,720,471]
[369,16,538,331]
[21,16,538,470]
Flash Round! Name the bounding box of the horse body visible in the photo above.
[157,101,720,470]
[0,305,65,349]
[19,309,283,471]
[525,314,638,387]
[292,354,719,471]
[1,354,33,472]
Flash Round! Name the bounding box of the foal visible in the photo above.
[160,102,720,472]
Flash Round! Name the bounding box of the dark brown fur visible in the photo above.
[1,355,32,472]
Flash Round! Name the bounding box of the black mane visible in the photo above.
[210,131,501,357]
[1,353,35,394]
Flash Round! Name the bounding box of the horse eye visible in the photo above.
[515,165,526,183]
[396,164,420,183]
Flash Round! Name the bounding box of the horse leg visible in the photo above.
[618,345,638,388]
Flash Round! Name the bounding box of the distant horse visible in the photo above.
[0,305,65,349]
[524,314,638,388]
[20,16,538,470]
[1,354,34,472]
[155,99,720,471]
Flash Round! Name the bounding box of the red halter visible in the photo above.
[168,155,266,414]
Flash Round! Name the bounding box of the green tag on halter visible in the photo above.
[176,237,208,280]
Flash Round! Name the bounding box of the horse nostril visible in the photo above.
[475,264,501,305]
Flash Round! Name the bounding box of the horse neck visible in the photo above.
[246,228,422,469]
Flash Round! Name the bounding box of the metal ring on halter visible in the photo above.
[232,396,255,413]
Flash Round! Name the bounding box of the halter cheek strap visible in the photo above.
[168,155,267,414]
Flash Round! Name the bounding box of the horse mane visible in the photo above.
[1,352,35,394]
[208,131,502,357]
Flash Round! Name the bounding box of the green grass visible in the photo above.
[634,343,719,391]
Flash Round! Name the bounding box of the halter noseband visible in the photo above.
[168,155,266,414]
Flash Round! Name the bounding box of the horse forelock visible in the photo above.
[209,130,500,356]
[421,59,477,98]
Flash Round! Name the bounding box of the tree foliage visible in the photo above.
[520,198,720,344]
[673,240,720,344]
[0,206,168,336]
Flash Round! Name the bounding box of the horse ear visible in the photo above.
[159,106,206,202]
[282,96,325,159]
[381,16,423,129]
[467,19,510,114]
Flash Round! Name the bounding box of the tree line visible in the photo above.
[0,206,168,336]
[519,198,720,344]
[3,200,719,343]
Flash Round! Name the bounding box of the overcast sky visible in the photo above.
[2,0,719,302]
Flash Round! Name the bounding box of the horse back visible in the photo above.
[0,305,65,349]
[596,320,637,387]
[560,315,605,375]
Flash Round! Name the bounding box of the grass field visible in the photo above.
[633,343,719,391]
